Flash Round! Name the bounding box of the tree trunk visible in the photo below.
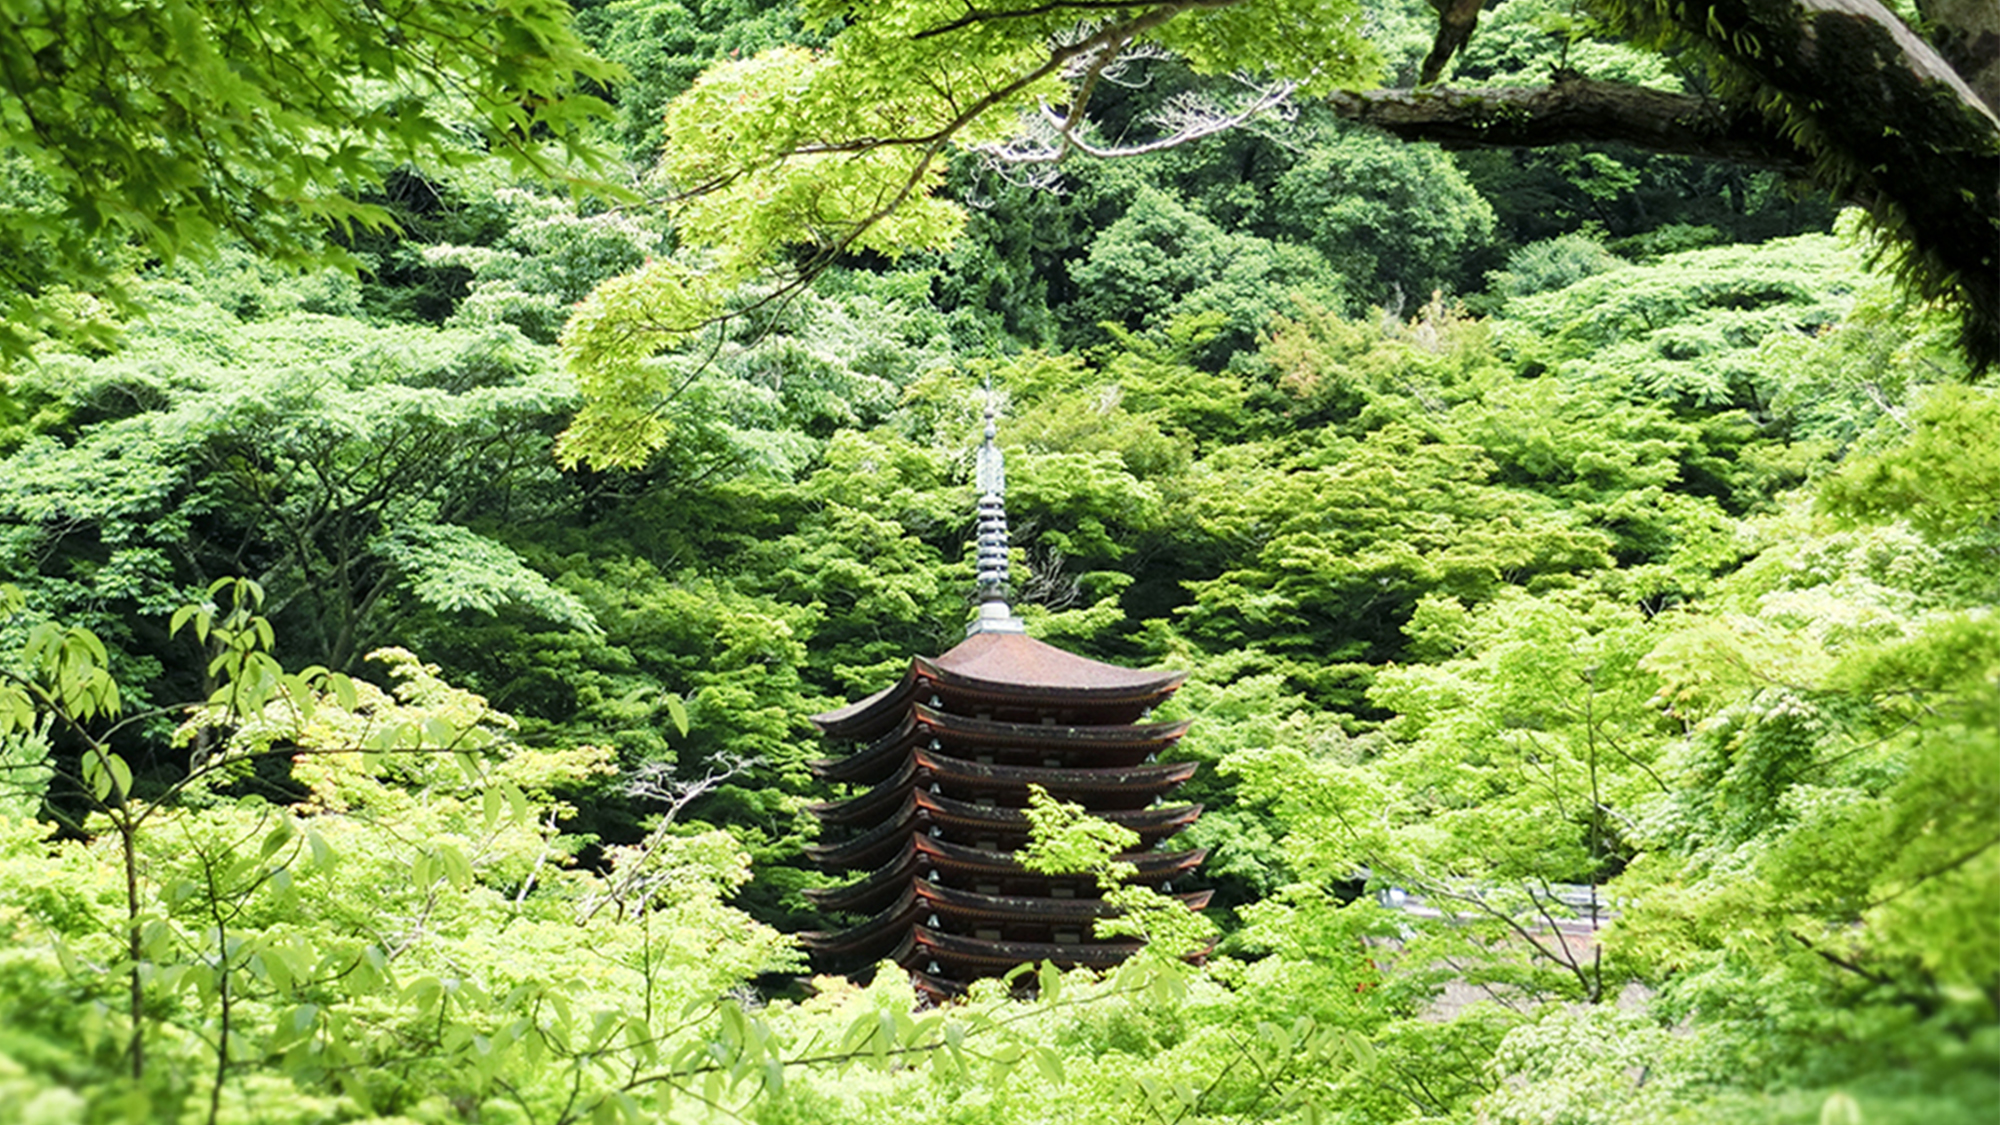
[1912,0,2000,117]
[1330,0,2000,366]
[1598,0,2000,365]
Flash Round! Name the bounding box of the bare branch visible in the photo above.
[978,73,1298,165]
[578,754,763,923]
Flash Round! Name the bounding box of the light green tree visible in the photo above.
[0,0,619,357]
[0,295,591,679]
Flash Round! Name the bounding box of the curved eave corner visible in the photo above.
[808,669,919,740]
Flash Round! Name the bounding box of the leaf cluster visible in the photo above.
[0,0,621,359]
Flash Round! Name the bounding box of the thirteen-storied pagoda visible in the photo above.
[802,411,1207,999]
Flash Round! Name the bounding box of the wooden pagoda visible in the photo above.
[802,412,1207,999]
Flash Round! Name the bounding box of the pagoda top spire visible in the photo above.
[968,401,1025,637]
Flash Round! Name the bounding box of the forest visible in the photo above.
[0,0,1995,1122]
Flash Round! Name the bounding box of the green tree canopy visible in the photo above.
[553,0,1996,472]
[0,0,618,356]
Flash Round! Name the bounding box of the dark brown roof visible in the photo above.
[809,711,922,783]
[914,748,1196,807]
[913,881,1213,924]
[914,790,1201,847]
[802,886,1213,972]
[807,794,1203,873]
[810,679,914,740]
[798,896,921,966]
[804,840,1209,913]
[803,796,918,870]
[810,705,1192,784]
[899,925,1143,973]
[905,836,1206,883]
[915,705,1193,749]
[810,632,1185,739]
[925,632,1187,698]
[807,757,918,826]
[908,967,969,1002]
[897,927,1217,991]
[812,750,1192,824]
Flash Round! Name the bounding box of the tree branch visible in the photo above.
[1915,0,2000,116]
[1589,0,2000,365]
[913,0,1239,41]
[1324,76,1812,173]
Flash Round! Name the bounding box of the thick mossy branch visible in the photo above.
[1593,0,2000,367]
[1915,0,2000,115]
[1325,77,1807,170]
[1339,0,2000,367]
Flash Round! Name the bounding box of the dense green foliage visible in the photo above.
[0,0,1994,1122]
[0,0,619,359]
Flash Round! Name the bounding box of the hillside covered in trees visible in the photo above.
[0,1,1995,1122]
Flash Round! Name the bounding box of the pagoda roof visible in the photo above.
[912,880,1214,925]
[897,924,1144,974]
[812,750,1194,823]
[905,936,1216,1001]
[804,792,1203,872]
[920,707,1192,749]
[811,706,1192,785]
[913,747,1197,806]
[908,968,968,1002]
[920,631,1186,701]
[805,838,1209,913]
[909,834,1207,881]
[808,757,918,827]
[804,796,920,870]
[811,632,1185,740]
[802,885,1213,970]
[800,899,922,968]
[913,790,1202,848]
[810,710,922,784]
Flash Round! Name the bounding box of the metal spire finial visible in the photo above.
[967,398,1025,636]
